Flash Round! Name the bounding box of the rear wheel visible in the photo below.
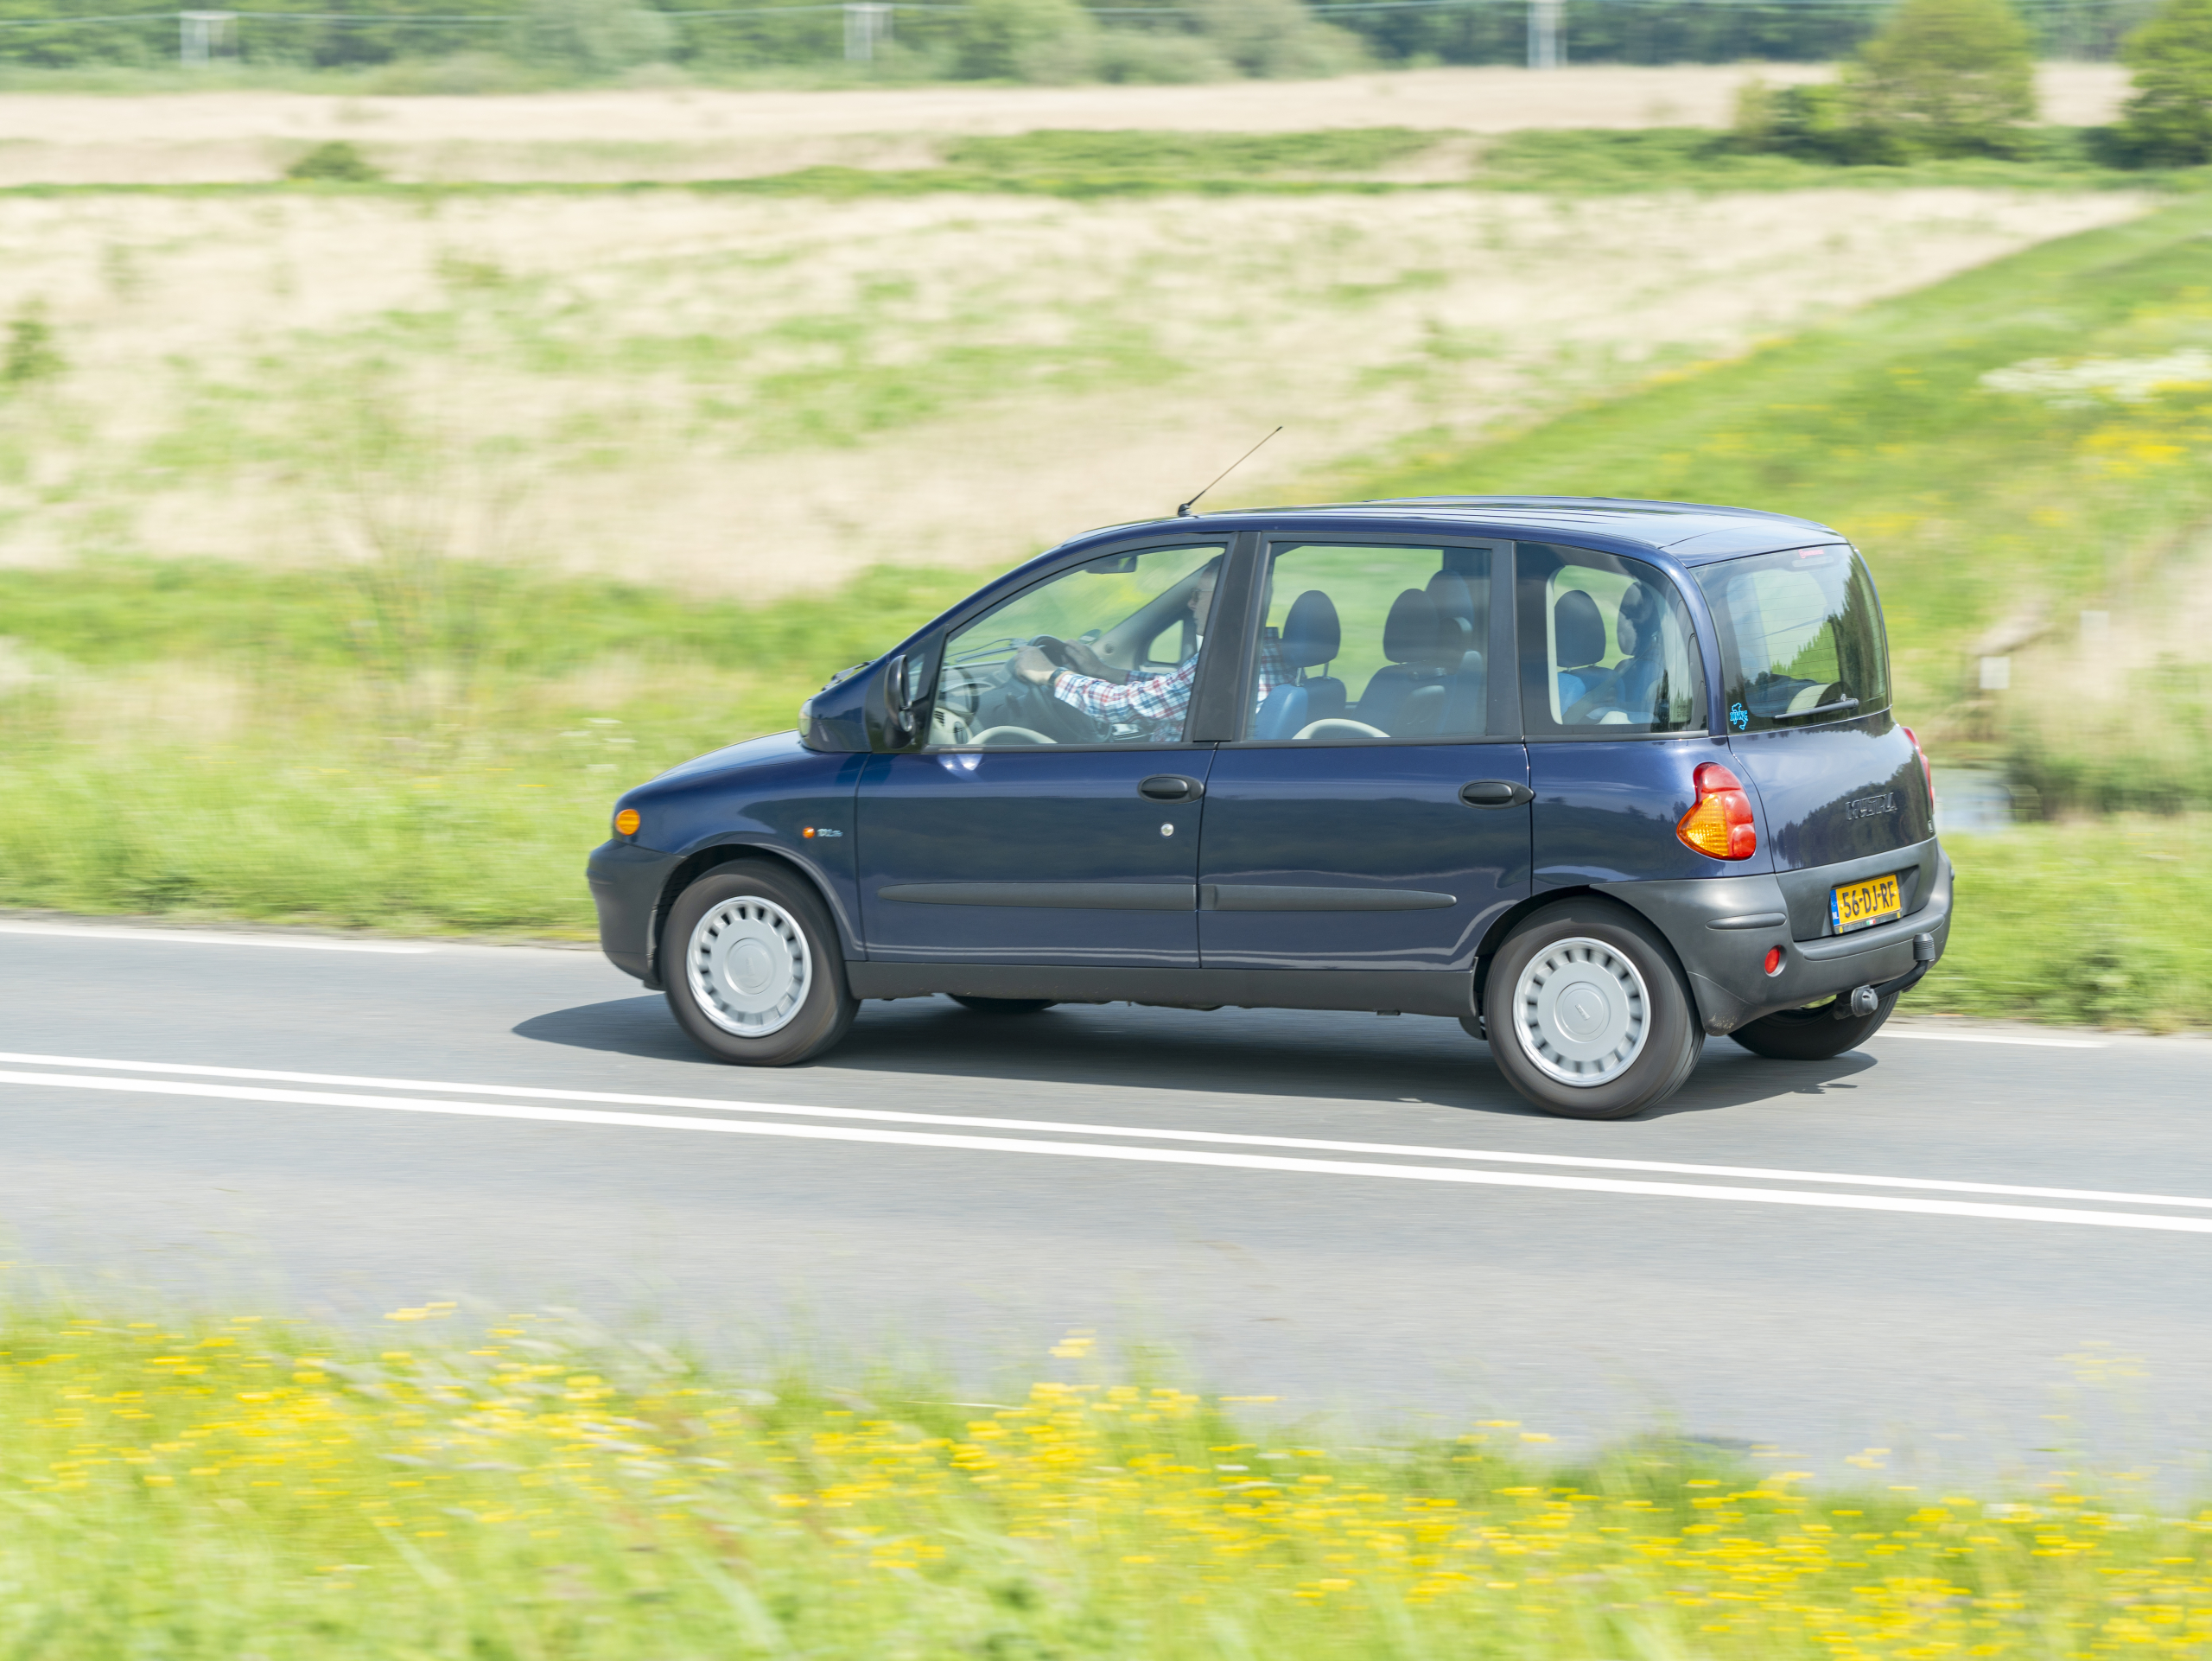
[1730,992,1897,1060]
[1482,898,1701,1120]
[950,996,1058,1015]
[662,862,856,1066]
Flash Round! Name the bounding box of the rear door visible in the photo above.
[1197,538,1531,974]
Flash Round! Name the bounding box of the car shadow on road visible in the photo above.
[514,994,1880,1121]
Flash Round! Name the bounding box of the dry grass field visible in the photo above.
[0,63,2131,185]
[0,186,2149,598]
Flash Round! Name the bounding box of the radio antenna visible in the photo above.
[1176,426,1282,518]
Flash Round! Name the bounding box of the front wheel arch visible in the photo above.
[649,843,854,990]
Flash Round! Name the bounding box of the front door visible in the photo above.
[856,541,1229,966]
[1197,539,1533,974]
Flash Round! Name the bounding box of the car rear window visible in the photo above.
[1694,544,1891,734]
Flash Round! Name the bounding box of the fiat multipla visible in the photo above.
[588,498,1949,1119]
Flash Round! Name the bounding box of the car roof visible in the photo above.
[1058,496,1844,568]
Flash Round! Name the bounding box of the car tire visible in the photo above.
[1729,991,1897,1061]
[1482,898,1702,1121]
[949,996,1058,1015]
[662,862,856,1066]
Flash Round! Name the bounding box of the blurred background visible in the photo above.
[1,0,2209,1024]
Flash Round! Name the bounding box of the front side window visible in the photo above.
[1517,543,1705,735]
[931,544,1224,747]
[1694,544,1891,733]
[1243,543,1494,741]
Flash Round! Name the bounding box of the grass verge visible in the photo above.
[6,1300,2208,1658]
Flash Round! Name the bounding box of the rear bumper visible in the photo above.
[1600,838,1953,1036]
[587,839,683,989]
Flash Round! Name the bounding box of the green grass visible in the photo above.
[1929,817,2212,1030]
[0,558,975,935]
[3,1297,2207,1659]
[14,125,2212,200]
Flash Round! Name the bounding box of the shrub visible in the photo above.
[2117,0,2212,163]
[953,0,1094,79]
[1093,29,1236,83]
[518,0,674,75]
[283,141,385,184]
[1732,77,1891,162]
[1850,0,2039,156]
[2,303,61,389]
[1184,0,1365,78]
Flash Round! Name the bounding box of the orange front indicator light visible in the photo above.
[1676,762,1758,861]
[802,827,817,838]
[613,808,641,837]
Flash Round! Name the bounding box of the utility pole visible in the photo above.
[1526,0,1560,68]
[842,3,892,61]
[180,10,235,66]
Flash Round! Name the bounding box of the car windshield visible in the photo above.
[1694,544,1890,733]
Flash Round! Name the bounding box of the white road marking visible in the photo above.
[1878,1028,2107,1049]
[4,1066,2212,1237]
[0,1050,2194,1212]
[0,923,434,954]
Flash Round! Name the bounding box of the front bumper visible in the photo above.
[1600,839,1954,1036]
[586,839,684,988]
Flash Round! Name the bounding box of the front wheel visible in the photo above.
[1730,991,1897,1060]
[1483,898,1702,1120]
[662,862,856,1066]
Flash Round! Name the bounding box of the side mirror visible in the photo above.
[885,652,915,738]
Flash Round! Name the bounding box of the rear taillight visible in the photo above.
[1902,724,1935,812]
[1677,762,1758,861]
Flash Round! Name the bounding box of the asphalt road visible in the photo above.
[4,916,2209,1482]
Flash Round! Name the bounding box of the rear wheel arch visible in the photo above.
[1473,886,1707,1031]
[649,843,854,987]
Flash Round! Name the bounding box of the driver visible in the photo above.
[1010,561,1282,742]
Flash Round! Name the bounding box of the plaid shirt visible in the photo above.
[1050,640,1285,741]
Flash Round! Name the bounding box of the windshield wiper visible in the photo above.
[1770,695,1860,722]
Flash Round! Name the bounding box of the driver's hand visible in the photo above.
[1012,645,1058,685]
[1061,639,1124,684]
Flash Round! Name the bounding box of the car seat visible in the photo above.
[1425,570,1487,734]
[1355,589,1446,734]
[1251,589,1348,741]
[1609,580,1668,722]
[1552,589,1608,720]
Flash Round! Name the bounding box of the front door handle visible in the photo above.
[1139,774,1205,802]
[1459,780,1534,808]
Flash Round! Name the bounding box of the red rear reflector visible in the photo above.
[1764,945,1783,976]
[1902,724,1935,811]
[1677,761,1758,861]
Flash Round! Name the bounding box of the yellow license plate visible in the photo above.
[1830,872,1903,933]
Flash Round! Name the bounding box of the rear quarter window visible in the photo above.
[1694,544,1891,734]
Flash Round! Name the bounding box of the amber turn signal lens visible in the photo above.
[1675,762,1758,861]
[613,808,641,837]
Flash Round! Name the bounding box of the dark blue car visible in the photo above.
[588,498,1950,1119]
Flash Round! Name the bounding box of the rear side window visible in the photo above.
[1694,544,1891,733]
[1516,543,1705,735]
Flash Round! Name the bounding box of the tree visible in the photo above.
[2117,0,2212,163]
[1849,0,2039,156]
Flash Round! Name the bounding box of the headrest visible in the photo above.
[1617,580,1662,658]
[1426,571,1478,659]
[1554,589,1606,669]
[1280,589,1340,671]
[1382,589,1440,664]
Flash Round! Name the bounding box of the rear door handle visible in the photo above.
[1139,774,1205,802]
[1459,780,1534,808]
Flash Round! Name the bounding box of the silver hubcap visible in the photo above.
[686,896,810,1039]
[1512,935,1649,1087]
